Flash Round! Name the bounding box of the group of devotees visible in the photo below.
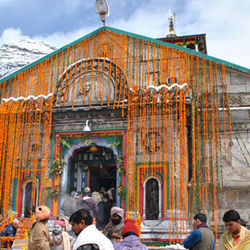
[2,187,249,250]
[28,187,149,250]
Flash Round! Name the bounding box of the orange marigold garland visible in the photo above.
[0,29,234,240]
[0,94,53,216]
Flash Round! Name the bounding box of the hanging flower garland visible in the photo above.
[51,155,66,176]
[0,27,234,242]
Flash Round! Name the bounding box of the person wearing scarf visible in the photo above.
[219,209,250,250]
[183,213,215,250]
[114,218,148,250]
[103,207,124,244]
[70,208,114,250]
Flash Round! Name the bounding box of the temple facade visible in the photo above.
[0,26,249,245]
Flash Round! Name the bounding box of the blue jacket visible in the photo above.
[1,224,16,247]
[1,224,16,237]
[184,229,202,249]
[183,228,215,250]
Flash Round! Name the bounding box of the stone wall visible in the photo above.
[50,67,250,236]
[217,69,250,228]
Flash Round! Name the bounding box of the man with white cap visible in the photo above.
[28,205,51,250]
[103,206,124,244]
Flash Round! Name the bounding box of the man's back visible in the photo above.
[61,196,78,217]
[194,227,215,250]
[77,197,98,218]
[184,227,215,250]
[73,224,114,250]
[113,235,148,250]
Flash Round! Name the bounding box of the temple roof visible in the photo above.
[0,26,249,84]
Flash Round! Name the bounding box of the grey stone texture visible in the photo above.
[211,69,250,231]
[50,65,250,235]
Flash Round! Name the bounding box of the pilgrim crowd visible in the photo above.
[0,187,249,250]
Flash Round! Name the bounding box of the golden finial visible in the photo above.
[167,10,177,38]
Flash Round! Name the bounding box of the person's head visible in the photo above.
[69,209,93,236]
[121,219,139,238]
[193,213,207,229]
[71,191,78,198]
[53,220,65,235]
[35,205,50,222]
[92,192,102,204]
[12,218,20,229]
[83,187,91,197]
[110,207,124,225]
[223,209,241,234]
[101,192,108,202]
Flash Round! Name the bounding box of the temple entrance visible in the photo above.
[68,145,117,195]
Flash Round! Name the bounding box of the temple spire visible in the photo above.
[167,10,177,38]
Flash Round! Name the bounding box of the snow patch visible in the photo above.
[2,93,53,102]
[0,39,56,79]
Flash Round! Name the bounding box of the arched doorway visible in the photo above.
[22,181,38,217]
[62,138,120,205]
[68,146,117,196]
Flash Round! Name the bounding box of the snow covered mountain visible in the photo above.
[0,39,56,79]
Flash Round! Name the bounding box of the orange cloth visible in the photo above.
[232,231,240,245]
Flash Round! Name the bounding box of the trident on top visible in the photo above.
[167,10,177,38]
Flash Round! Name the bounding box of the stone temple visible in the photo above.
[0,24,249,246]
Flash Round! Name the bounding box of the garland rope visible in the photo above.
[0,28,233,243]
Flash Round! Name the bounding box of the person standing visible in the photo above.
[96,192,111,231]
[103,207,124,244]
[77,187,98,219]
[218,209,250,250]
[183,213,215,250]
[28,205,51,250]
[69,208,114,250]
[114,218,148,250]
[61,191,78,218]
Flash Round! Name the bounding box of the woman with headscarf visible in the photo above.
[28,205,51,250]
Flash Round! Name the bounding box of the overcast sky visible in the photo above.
[0,0,249,68]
